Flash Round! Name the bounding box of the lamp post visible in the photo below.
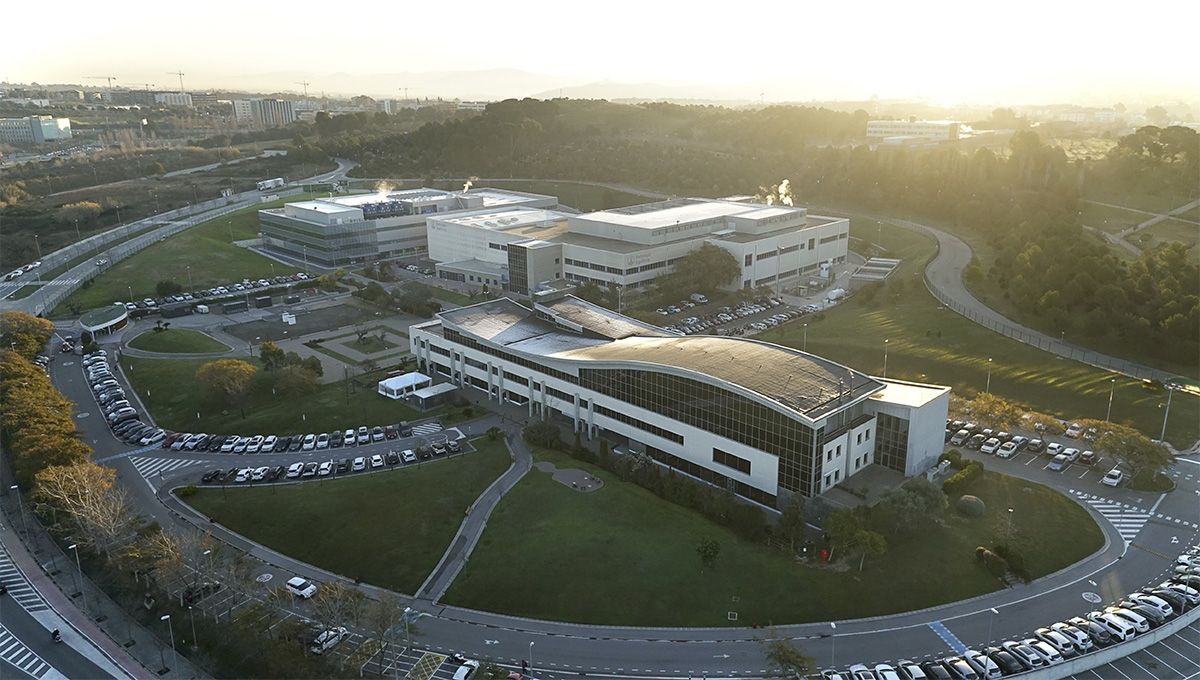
[33,234,42,285]
[985,358,993,394]
[162,614,177,671]
[187,605,197,649]
[186,264,193,291]
[830,622,837,668]
[803,323,808,352]
[1106,378,1116,422]
[882,339,890,378]
[128,285,134,303]
[987,607,999,648]
[67,544,85,609]
[529,641,534,679]
[1160,385,1175,442]
[9,484,29,535]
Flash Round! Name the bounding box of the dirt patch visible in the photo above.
[533,461,604,493]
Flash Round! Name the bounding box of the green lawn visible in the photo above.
[185,438,512,594]
[127,328,230,353]
[444,446,1101,626]
[119,356,443,434]
[344,334,399,354]
[8,284,41,300]
[1079,202,1145,234]
[430,287,474,306]
[1139,218,1200,266]
[759,218,1199,447]
[55,193,326,315]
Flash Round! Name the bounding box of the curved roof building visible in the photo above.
[412,296,948,507]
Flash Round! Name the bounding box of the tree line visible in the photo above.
[318,98,1198,370]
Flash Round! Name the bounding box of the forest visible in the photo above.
[321,99,1198,370]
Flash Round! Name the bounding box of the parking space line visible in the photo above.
[1127,655,1161,679]
[1158,641,1200,669]
[1174,635,1200,653]
[1103,661,1135,680]
[1144,649,1185,677]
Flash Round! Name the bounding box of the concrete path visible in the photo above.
[1081,197,1200,258]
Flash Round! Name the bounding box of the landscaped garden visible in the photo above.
[443,445,1102,626]
[186,438,512,594]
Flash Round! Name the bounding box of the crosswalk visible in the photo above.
[1072,491,1151,544]
[0,544,47,613]
[0,624,52,678]
[128,456,206,481]
[411,422,443,437]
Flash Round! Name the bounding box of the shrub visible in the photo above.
[177,485,198,497]
[975,546,1009,577]
[993,543,1030,582]
[943,461,984,496]
[939,450,964,469]
[956,494,986,517]
[522,421,560,448]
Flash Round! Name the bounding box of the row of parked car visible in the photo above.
[121,273,311,311]
[83,351,168,445]
[824,547,1200,680]
[945,419,1123,486]
[198,439,461,485]
[161,422,436,455]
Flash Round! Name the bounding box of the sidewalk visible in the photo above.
[0,490,208,679]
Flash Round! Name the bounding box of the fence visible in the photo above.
[15,188,303,318]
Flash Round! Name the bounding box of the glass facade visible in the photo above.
[875,411,909,473]
[507,245,530,294]
[259,211,380,265]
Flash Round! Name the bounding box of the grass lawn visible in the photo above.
[1139,218,1200,266]
[343,334,399,354]
[8,284,40,300]
[444,447,1101,626]
[119,356,445,434]
[56,193,326,315]
[430,287,474,306]
[759,218,1199,448]
[185,438,512,594]
[127,328,230,353]
[1079,202,1145,234]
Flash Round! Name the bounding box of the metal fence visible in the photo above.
[15,188,303,317]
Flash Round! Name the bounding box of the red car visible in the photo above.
[161,432,183,448]
[384,425,399,440]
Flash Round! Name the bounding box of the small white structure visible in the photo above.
[410,382,458,409]
[377,372,432,400]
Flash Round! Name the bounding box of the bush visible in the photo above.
[975,546,1009,577]
[523,421,560,448]
[993,543,1030,582]
[939,450,964,469]
[177,485,198,497]
[943,461,984,496]
[956,494,986,517]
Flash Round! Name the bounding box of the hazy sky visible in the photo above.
[4,0,1197,104]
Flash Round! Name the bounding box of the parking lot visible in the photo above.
[1066,622,1200,680]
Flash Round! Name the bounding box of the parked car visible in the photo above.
[1033,628,1079,658]
[316,433,330,449]
[1063,447,1082,463]
[371,426,385,442]
[999,641,1046,670]
[980,438,1001,454]
[966,434,986,449]
[385,451,400,465]
[285,576,318,599]
[1047,454,1069,471]
[447,439,461,453]
[1065,422,1085,438]
[343,429,356,446]
[384,425,398,440]
[996,441,1018,458]
[1104,606,1150,633]
[1049,622,1096,652]
[262,435,278,451]
[401,450,417,464]
[1064,617,1114,647]
[288,436,304,452]
[330,431,344,448]
[352,457,366,471]
[1045,442,1064,456]
[357,426,370,445]
[245,435,264,453]
[318,460,333,476]
[1021,639,1063,665]
[302,433,316,451]
[301,462,318,477]
[370,454,384,468]
[336,459,350,473]
[1079,450,1096,465]
[286,463,304,478]
[310,627,348,655]
[1102,468,1124,487]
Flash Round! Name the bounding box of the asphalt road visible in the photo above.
[47,345,1200,677]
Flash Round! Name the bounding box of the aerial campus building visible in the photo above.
[428,197,851,295]
[410,295,949,508]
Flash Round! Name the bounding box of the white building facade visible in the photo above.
[0,116,72,145]
[410,296,950,508]
[866,119,961,143]
[154,92,194,107]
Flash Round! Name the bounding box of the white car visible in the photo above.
[996,441,1018,458]
[1158,581,1200,605]
[1022,638,1063,665]
[1065,422,1085,438]
[356,426,370,445]
[286,462,304,478]
[285,576,318,599]
[980,437,1001,454]
[309,627,348,655]
[302,433,316,451]
[250,466,270,481]
[1105,606,1150,633]
[221,437,238,453]
[961,650,1000,680]
[1063,447,1082,463]
[370,454,384,468]
[318,460,333,476]
[262,435,278,451]
[1045,442,1064,456]
[401,450,417,463]
[343,429,356,446]
[873,663,902,680]
[234,468,252,483]
[1049,622,1094,653]
[1102,468,1124,487]
[452,660,480,680]
[245,435,264,453]
[352,456,366,471]
[316,433,329,449]
[1127,593,1174,618]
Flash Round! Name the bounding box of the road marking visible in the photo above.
[927,621,967,654]
[1143,649,1183,676]
[1073,491,1151,544]
[128,456,206,481]
[0,545,48,612]
[96,443,163,463]
[1157,641,1200,669]
[0,625,51,678]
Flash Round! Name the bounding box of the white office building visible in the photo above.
[427,197,850,295]
[154,92,194,107]
[260,188,557,266]
[0,116,73,145]
[866,119,961,143]
[411,295,950,507]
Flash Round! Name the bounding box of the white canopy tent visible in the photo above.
[377,372,432,400]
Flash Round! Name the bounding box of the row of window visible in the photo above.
[712,448,752,475]
[488,242,509,251]
[594,403,685,444]
[564,255,687,277]
[646,445,777,507]
[819,232,849,245]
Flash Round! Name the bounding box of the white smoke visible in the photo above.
[463,176,479,192]
[778,179,794,206]
[754,179,795,207]
[374,181,394,195]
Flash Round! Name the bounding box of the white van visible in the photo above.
[453,660,479,680]
[1087,611,1135,641]
[195,304,209,314]
[1106,606,1150,633]
[285,576,318,599]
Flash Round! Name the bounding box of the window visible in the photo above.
[824,474,831,487]
[712,448,751,475]
[856,432,862,445]
[836,445,841,457]
[826,450,832,462]
[865,429,871,441]
[744,254,753,266]
[808,238,815,250]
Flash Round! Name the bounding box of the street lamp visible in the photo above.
[33,234,42,285]
[9,484,29,535]
[187,605,197,649]
[987,607,999,648]
[67,543,84,608]
[882,339,890,378]
[830,622,837,668]
[1159,385,1175,442]
[529,641,534,678]
[985,358,993,394]
[1106,378,1117,422]
[186,264,193,291]
[161,614,178,671]
[803,323,808,352]
[128,285,134,303]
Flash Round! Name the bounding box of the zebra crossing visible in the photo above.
[0,545,47,612]
[0,624,52,678]
[128,456,205,481]
[1072,490,1150,544]
[411,421,443,437]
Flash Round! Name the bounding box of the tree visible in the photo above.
[964,393,1024,430]
[33,463,138,559]
[259,341,286,370]
[54,201,102,227]
[824,507,887,570]
[657,244,741,296]
[1,311,55,359]
[195,359,257,414]
[311,581,366,632]
[777,493,807,555]
[301,355,323,377]
[696,537,721,570]
[364,593,408,674]
[1144,106,1170,127]
[875,477,947,537]
[764,637,816,678]
[275,364,318,397]
[1093,422,1173,478]
[154,279,182,297]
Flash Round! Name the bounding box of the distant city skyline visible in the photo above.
[4,0,1198,107]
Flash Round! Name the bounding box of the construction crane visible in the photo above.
[167,70,185,93]
[86,76,118,89]
[295,81,310,97]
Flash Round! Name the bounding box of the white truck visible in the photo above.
[256,177,286,191]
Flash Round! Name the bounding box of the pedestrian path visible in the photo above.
[0,545,48,613]
[128,456,205,481]
[0,624,52,678]
[1071,490,1151,544]
[411,422,443,437]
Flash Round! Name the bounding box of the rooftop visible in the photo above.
[281,200,361,214]
[581,198,806,230]
[869,379,950,408]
